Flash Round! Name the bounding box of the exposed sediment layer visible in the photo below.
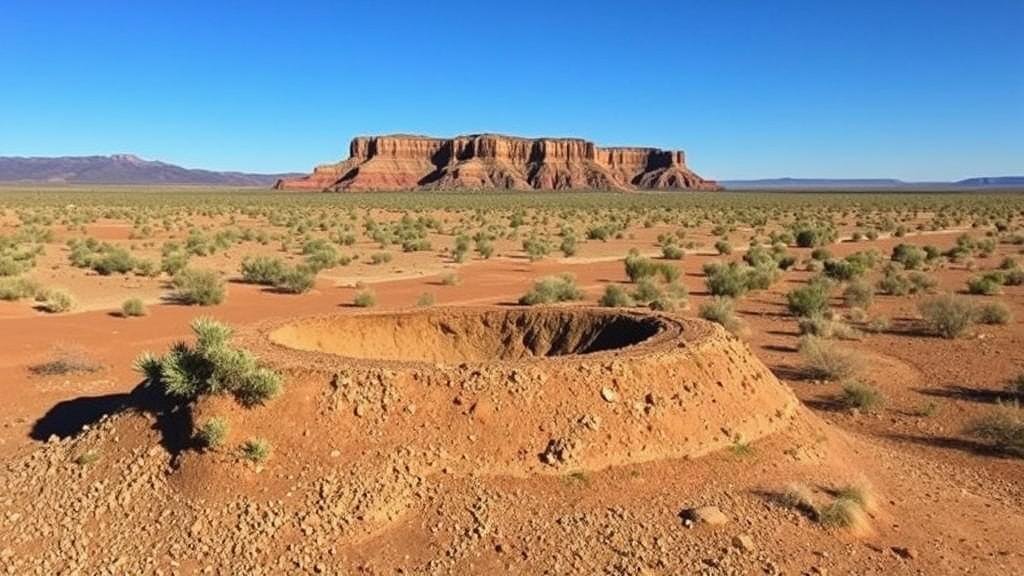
[276,134,720,192]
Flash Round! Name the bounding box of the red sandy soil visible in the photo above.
[0,225,1022,574]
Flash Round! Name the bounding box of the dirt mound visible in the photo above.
[275,134,721,192]
[268,308,664,363]
[0,308,816,574]
[241,307,798,478]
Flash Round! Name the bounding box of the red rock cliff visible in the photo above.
[276,134,720,192]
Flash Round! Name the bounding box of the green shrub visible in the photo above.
[92,248,136,275]
[40,288,75,313]
[798,314,857,340]
[134,317,282,406]
[661,244,684,260]
[838,382,885,411]
[559,235,578,257]
[599,284,635,308]
[353,289,377,307]
[918,294,974,338]
[974,301,1012,325]
[786,278,831,318]
[172,269,225,306]
[842,280,874,309]
[275,265,316,294]
[523,236,550,261]
[121,297,147,317]
[197,417,228,448]
[519,274,584,305]
[714,239,732,255]
[891,244,926,270]
[240,256,286,285]
[965,402,1024,457]
[966,274,1003,295]
[799,335,863,381]
[0,276,41,301]
[699,297,742,334]
[416,292,435,307]
[441,272,459,286]
[242,438,271,463]
[704,262,749,298]
[369,252,392,265]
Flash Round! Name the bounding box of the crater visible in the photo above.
[268,308,666,363]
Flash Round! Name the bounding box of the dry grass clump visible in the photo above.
[838,381,885,412]
[242,438,271,463]
[29,345,102,376]
[973,301,1012,325]
[699,296,744,334]
[197,417,229,449]
[798,335,864,381]
[917,294,974,338]
[778,481,875,532]
[38,288,75,313]
[965,401,1024,457]
[120,297,147,317]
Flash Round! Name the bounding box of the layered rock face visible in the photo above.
[276,134,720,192]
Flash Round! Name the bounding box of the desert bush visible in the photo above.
[966,273,1004,295]
[121,297,147,317]
[965,402,1024,457]
[475,237,494,259]
[523,236,550,261]
[275,265,316,294]
[0,276,41,301]
[599,284,635,308]
[197,417,228,448]
[242,438,271,463]
[518,274,584,305]
[891,244,926,270]
[172,268,225,306]
[907,271,938,293]
[917,294,974,338]
[838,382,885,411]
[39,288,75,313]
[559,234,578,257]
[625,253,678,283]
[353,289,377,307]
[974,301,1012,325]
[699,296,742,334]
[241,256,287,285]
[798,314,857,340]
[1004,268,1024,286]
[704,262,749,298]
[440,272,459,286]
[661,244,684,260]
[714,239,732,255]
[135,317,282,406]
[842,280,874,309]
[416,292,435,307]
[369,252,392,265]
[786,278,831,318]
[799,335,863,381]
[794,224,836,248]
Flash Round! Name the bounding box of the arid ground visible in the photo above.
[1,187,1023,575]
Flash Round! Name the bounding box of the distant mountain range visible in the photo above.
[721,177,1024,190]
[0,154,1019,190]
[0,155,299,186]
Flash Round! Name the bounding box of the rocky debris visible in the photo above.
[539,437,580,466]
[600,386,620,403]
[275,134,720,192]
[681,505,729,527]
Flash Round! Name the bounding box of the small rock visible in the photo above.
[732,534,755,552]
[891,546,918,560]
[680,506,729,527]
[354,404,366,417]
[600,387,619,403]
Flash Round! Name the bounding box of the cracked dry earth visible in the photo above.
[2,308,1023,575]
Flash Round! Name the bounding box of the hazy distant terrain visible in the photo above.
[722,177,1024,190]
[0,155,297,186]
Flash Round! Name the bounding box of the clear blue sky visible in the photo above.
[1,0,1021,180]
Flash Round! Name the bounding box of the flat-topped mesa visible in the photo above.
[276,134,720,192]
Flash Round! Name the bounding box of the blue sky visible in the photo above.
[1,0,1021,180]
